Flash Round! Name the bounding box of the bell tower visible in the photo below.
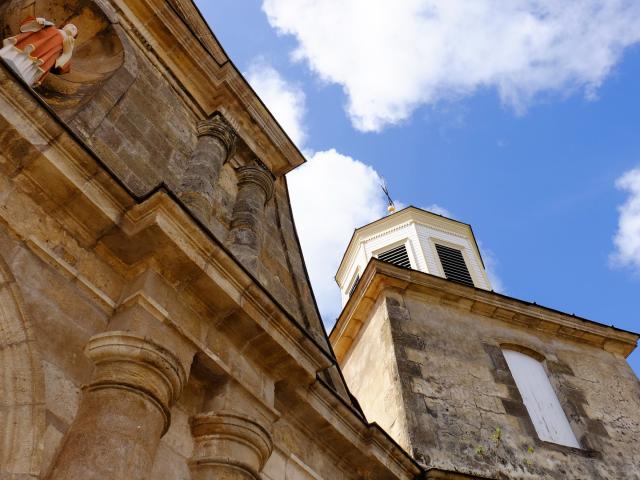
[336,206,491,306]
[330,207,640,479]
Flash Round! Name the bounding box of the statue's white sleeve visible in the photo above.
[20,17,54,33]
[55,32,75,69]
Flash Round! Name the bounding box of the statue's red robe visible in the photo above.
[11,16,71,77]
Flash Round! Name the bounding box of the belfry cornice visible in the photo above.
[331,259,639,363]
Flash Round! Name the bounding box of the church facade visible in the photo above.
[0,1,638,479]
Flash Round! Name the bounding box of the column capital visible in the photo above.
[85,331,187,434]
[197,112,237,160]
[190,411,273,479]
[235,163,275,203]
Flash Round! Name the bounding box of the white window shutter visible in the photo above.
[502,349,580,448]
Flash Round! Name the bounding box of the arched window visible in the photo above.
[502,348,580,448]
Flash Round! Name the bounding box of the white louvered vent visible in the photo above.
[377,244,411,269]
[348,274,360,297]
[435,244,474,287]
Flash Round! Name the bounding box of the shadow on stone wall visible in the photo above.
[0,252,46,478]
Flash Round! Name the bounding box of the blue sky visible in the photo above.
[197,1,640,375]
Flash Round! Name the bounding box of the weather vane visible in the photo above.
[381,179,396,214]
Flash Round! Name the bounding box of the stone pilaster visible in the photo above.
[179,113,236,220]
[45,331,187,480]
[228,161,274,268]
[189,411,273,480]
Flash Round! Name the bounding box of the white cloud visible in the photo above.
[479,244,506,293]
[288,149,387,322]
[262,0,640,131]
[245,59,307,145]
[611,167,640,273]
[245,60,388,320]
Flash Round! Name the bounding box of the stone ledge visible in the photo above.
[332,259,639,362]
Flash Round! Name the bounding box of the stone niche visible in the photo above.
[1,0,136,124]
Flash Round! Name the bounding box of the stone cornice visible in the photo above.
[277,379,422,480]
[110,0,305,176]
[426,468,495,479]
[331,259,639,362]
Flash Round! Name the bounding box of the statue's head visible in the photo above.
[63,23,78,38]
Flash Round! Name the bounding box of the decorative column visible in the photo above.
[46,331,186,480]
[228,160,274,268]
[179,113,236,220]
[189,411,273,480]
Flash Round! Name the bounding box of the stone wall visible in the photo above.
[0,0,421,478]
[354,288,640,479]
[0,0,329,353]
[341,295,413,453]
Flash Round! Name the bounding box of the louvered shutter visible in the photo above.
[502,349,580,448]
[377,245,411,269]
[435,244,474,287]
[348,274,360,297]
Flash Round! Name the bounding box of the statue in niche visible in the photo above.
[0,16,78,87]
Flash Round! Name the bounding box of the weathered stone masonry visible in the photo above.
[178,113,237,222]
[332,260,640,480]
[228,161,275,269]
[2,1,638,479]
[0,0,421,479]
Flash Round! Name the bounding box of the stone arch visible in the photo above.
[499,342,546,362]
[0,255,46,479]
[1,0,137,125]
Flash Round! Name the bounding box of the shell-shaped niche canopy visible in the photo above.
[1,0,126,118]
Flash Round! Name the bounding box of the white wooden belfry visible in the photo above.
[336,207,492,305]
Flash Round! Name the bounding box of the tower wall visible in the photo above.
[341,295,413,452]
[339,279,640,479]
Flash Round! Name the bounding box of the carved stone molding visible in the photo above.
[179,112,238,220]
[228,162,275,267]
[234,163,275,205]
[85,331,187,434]
[197,112,237,162]
[189,411,273,480]
[45,331,188,480]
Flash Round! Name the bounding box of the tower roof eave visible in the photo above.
[330,259,639,363]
